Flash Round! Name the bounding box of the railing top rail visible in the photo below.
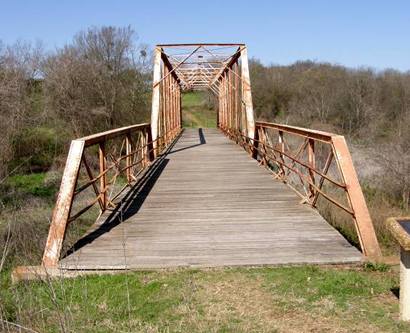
[256,121,341,143]
[74,123,151,147]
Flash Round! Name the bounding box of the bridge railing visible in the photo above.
[42,123,180,267]
[221,121,381,258]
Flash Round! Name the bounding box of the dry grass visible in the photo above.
[1,266,409,332]
[183,268,400,333]
[181,92,217,128]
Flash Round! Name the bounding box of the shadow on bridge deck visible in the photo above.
[60,128,362,270]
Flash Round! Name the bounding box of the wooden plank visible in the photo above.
[60,129,362,269]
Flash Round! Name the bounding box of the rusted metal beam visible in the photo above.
[151,47,162,157]
[308,139,316,199]
[256,121,336,143]
[157,43,245,47]
[240,47,255,140]
[210,47,243,87]
[160,52,181,83]
[80,123,150,147]
[232,120,381,258]
[153,46,201,88]
[332,135,382,258]
[42,140,84,267]
[98,142,107,210]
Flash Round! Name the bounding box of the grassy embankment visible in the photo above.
[181,91,217,128]
[2,263,410,332]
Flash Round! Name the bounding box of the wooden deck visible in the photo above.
[60,128,362,269]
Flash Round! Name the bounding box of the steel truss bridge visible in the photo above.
[13,44,381,281]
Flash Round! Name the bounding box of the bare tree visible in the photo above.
[377,116,410,210]
[43,26,151,136]
[0,40,43,178]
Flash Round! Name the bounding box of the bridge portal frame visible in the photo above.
[150,43,256,156]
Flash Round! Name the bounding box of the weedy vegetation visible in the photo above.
[1,266,410,332]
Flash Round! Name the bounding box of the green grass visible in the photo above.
[182,91,204,108]
[2,173,58,200]
[11,126,69,173]
[182,91,217,128]
[0,171,59,209]
[0,170,54,206]
[1,265,409,332]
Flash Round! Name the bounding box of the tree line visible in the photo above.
[0,26,151,179]
[249,59,409,208]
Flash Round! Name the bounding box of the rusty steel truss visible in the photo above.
[221,122,381,257]
[41,124,181,267]
[34,43,381,274]
[151,43,255,148]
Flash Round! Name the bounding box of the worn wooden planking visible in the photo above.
[60,128,362,269]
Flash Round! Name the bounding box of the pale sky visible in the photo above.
[1,0,409,71]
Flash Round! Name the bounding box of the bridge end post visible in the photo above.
[42,140,84,267]
[151,47,162,158]
[240,47,255,141]
[332,135,382,258]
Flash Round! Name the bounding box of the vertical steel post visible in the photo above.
[240,47,255,140]
[150,47,162,157]
[234,62,238,136]
[252,124,260,160]
[164,67,169,145]
[217,78,222,128]
[99,142,107,210]
[308,139,316,199]
[179,85,182,128]
[278,130,286,175]
[125,133,132,183]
